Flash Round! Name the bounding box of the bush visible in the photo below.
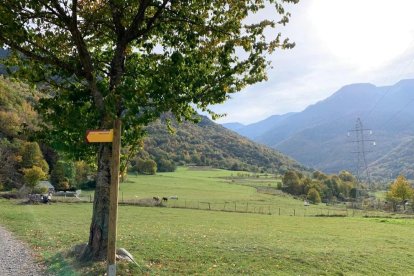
[0,192,18,199]
[307,188,321,204]
[136,159,157,175]
[79,180,96,190]
[32,186,48,194]
[22,166,47,188]
[157,158,176,172]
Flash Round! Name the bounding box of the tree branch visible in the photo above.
[108,0,125,38]
[71,0,78,22]
[0,34,82,77]
[126,0,170,42]
[44,0,104,111]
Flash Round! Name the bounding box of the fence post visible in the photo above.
[294,209,296,216]
[122,192,124,204]
[279,208,280,216]
[246,203,249,212]
[234,202,236,212]
[208,203,211,210]
[90,194,92,203]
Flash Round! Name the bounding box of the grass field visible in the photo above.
[81,167,349,216]
[1,167,413,275]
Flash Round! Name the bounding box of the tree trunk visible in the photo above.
[81,143,112,261]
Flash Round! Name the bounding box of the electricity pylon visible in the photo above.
[347,118,375,189]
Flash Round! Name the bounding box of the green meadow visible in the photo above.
[0,167,413,275]
[103,167,348,216]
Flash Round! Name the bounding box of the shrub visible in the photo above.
[307,188,321,204]
[79,180,96,190]
[32,186,48,194]
[136,159,157,175]
[157,158,176,172]
[22,166,47,188]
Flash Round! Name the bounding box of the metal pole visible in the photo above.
[107,119,121,276]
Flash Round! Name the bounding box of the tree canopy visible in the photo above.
[386,175,413,203]
[0,0,299,261]
[1,0,298,155]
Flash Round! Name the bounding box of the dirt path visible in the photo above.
[0,225,48,276]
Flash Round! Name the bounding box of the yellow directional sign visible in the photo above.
[86,129,114,143]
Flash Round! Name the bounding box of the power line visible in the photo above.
[364,38,414,120]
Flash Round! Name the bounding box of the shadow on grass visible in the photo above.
[43,248,148,275]
[43,252,106,276]
[43,253,77,276]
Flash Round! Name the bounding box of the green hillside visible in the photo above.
[142,115,308,174]
[369,137,414,181]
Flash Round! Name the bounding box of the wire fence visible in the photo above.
[50,195,414,218]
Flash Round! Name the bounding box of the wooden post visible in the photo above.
[107,119,121,276]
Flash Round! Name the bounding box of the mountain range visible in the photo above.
[223,79,414,182]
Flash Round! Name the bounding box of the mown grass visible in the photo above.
[1,168,413,275]
[0,199,413,275]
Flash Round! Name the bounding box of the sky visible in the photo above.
[210,0,414,125]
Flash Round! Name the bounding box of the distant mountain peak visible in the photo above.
[225,78,414,181]
[221,122,245,132]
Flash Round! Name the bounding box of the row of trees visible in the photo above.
[282,170,358,204]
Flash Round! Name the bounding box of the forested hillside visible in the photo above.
[0,76,49,190]
[140,115,308,174]
[0,76,41,139]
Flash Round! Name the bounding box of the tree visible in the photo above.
[136,159,157,175]
[20,142,49,173]
[282,170,303,195]
[338,170,356,183]
[0,0,299,261]
[51,160,76,189]
[23,166,47,189]
[74,160,93,186]
[0,138,23,190]
[156,158,176,172]
[307,188,321,204]
[386,175,414,211]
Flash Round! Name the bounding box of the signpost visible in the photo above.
[86,120,121,276]
[86,129,114,143]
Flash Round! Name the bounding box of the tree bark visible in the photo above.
[81,143,112,261]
